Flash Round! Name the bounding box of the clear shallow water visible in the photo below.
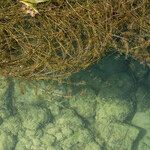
[0,52,150,150]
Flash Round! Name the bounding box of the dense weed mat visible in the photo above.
[0,0,150,80]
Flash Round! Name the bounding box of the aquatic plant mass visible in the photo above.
[0,0,149,80]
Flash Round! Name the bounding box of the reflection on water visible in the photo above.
[0,52,150,150]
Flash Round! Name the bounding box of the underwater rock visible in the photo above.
[15,108,101,150]
[97,53,129,75]
[132,109,150,150]
[15,129,47,150]
[17,104,50,130]
[70,65,103,92]
[0,76,104,149]
[13,79,67,104]
[95,97,133,124]
[0,76,12,123]
[0,116,21,135]
[144,71,150,87]
[0,130,15,150]
[0,76,145,150]
[99,122,139,150]
[98,72,134,98]
[95,96,139,149]
[129,59,149,81]
[135,86,150,111]
[69,88,96,119]
[0,108,10,125]
[0,76,8,104]
[44,109,100,150]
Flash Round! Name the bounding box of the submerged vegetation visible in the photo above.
[0,0,150,80]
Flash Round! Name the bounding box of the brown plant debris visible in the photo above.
[0,0,150,80]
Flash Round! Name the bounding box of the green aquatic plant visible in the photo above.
[0,0,150,80]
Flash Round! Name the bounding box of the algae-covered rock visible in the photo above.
[144,71,150,87]
[97,53,128,75]
[132,110,150,150]
[15,108,101,150]
[0,116,21,135]
[98,72,134,98]
[0,76,11,124]
[45,109,100,150]
[129,59,149,81]
[95,96,139,150]
[14,79,67,104]
[100,123,139,150]
[95,97,133,123]
[17,104,51,130]
[0,74,138,150]
[132,79,150,150]
[0,130,15,150]
[15,129,47,150]
[0,108,10,124]
[135,86,150,111]
[13,80,40,104]
[70,66,103,92]
[69,88,96,119]
[0,76,8,104]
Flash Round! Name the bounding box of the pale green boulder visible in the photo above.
[0,116,21,135]
[14,79,65,104]
[69,88,96,119]
[95,97,133,123]
[95,96,139,149]
[98,73,134,98]
[135,86,150,111]
[97,122,139,150]
[0,130,15,150]
[132,110,150,150]
[0,76,11,124]
[17,104,50,129]
[0,76,8,105]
